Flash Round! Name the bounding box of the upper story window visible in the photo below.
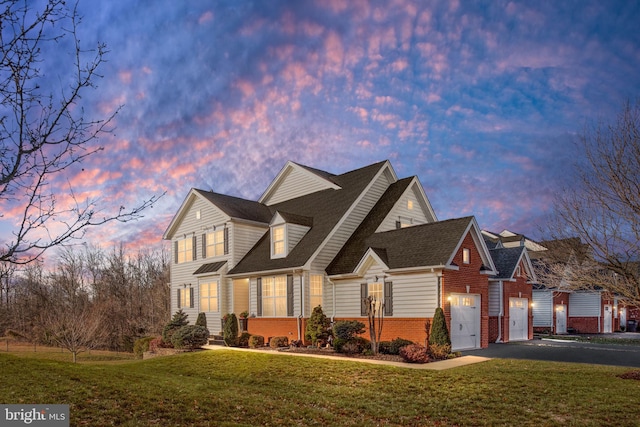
[176,237,194,264]
[206,229,225,258]
[272,225,285,258]
[462,248,470,264]
[407,200,414,210]
[310,275,323,308]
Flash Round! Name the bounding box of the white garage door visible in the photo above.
[450,294,480,351]
[509,298,528,341]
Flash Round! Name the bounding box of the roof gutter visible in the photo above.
[226,265,306,278]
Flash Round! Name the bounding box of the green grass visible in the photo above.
[1,349,639,426]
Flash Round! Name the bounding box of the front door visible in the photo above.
[555,304,567,334]
[620,307,627,331]
[450,294,480,351]
[509,298,528,341]
[603,304,613,333]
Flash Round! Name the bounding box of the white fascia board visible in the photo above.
[163,189,233,240]
[446,217,497,274]
[258,161,341,205]
[409,177,438,222]
[353,248,390,277]
[226,265,306,279]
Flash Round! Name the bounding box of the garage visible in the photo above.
[509,297,528,341]
[449,293,481,350]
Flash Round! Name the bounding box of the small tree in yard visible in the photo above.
[223,313,238,346]
[363,295,384,354]
[162,310,188,345]
[196,312,208,330]
[429,307,450,347]
[305,305,330,346]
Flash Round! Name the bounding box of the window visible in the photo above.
[206,229,225,258]
[310,275,323,308]
[262,276,287,316]
[177,287,193,308]
[361,281,393,316]
[462,248,470,264]
[200,281,219,312]
[407,199,414,210]
[176,237,194,264]
[368,282,383,311]
[272,225,285,257]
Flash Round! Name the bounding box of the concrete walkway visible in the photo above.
[202,345,490,370]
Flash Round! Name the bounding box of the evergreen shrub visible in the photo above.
[429,307,451,347]
[171,325,209,350]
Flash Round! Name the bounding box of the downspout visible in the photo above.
[298,272,305,341]
[496,281,503,343]
[330,279,336,322]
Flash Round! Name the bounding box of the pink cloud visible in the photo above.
[118,70,133,84]
[349,106,369,122]
[198,11,214,25]
[324,31,344,74]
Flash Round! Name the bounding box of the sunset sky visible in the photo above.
[2,0,640,259]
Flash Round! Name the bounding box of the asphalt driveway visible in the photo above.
[462,336,640,368]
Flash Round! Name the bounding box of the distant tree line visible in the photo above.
[0,245,170,357]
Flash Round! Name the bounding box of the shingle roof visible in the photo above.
[194,190,273,223]
[329,216,474,274]
[228,161,388,275]
[193,261,227,275]
[489,246,524,280]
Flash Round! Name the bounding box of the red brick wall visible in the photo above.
[489,317,499,342]
[442,232,489,348]
[568,317,599,333]
[247,318,305,343]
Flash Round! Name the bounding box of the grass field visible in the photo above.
[1,345,640,426]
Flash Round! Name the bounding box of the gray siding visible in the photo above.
[489,282,501,316]
[532,290,553,327]
[230,223,268,269]
[377,183,435,232]
[311,169,392,271]
[569,292,601,317]
[287,223,310,253]
[266,167,334,205]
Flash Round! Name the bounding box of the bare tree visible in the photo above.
[542,101,640,306]
[363,295,384,354]
[0,0,162,265]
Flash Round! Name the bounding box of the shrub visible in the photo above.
[428,343,451,360]
[399,344,430,363]
[162,309,189,346]
[332,320,365,341]
[171,325,209,350]
[429,307,451,347]
[195,312,208,329]
[133,336,155,359]
[223,313,238,346]
[305,305,331,346]
[389,338,414,355]
[148,336,164,352]
[269,336,289,348]
[248,335,264,348]
[238,332,251,347]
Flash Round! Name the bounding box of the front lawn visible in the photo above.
[1,349,639,426]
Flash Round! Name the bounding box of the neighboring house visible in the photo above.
[482,232,537,342]
[163,160,498,351]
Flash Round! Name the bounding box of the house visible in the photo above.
[163,160,497,351]
[482,232,537,342]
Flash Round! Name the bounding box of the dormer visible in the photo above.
[269,211,313,259]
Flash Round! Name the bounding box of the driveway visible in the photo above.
[463,337,640,368]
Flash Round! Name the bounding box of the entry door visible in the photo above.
[603,304,613,333]
[620,308,627,331]
[555,304,567,334]
[450,294,480,351]
[509,298,528,341]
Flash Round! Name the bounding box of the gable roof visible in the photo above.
[329,216,496,275]
[489,246,525,280]
[228,161,389,275]
[259,161,341,205]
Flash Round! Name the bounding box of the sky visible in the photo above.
[2,0,640,260]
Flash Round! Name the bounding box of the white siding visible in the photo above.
[287,223,310,252]
[265,167,335,205]
[311,169,392,271]
[532,290,553,327]
[377,183,435,232]
[569,292,601,317]
[488,282,501,316]
[230,223,267,269]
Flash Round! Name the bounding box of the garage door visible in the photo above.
[509,298,528,341]
[450,294,480,351]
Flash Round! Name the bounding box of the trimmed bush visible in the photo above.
[238,332,251,347]
[429,307,451,347]
[248,335,264,348]
[269,336,289,348]
[428,343,452,360]
[195,312,208,329]
[223,313,238,346]
[332,320,365,341]
[399,344,430,363]
[162,309,189,346]
[305,305,331,346]
[133,336,155,359]
[171,325,209,350]
[378,338,414,355]
[148,336,164,352]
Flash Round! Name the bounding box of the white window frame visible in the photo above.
[462,248,470,264]
[271,225,286,258]
[262,276,287,317]
[310,275,323,309]
[177,238,193,264]
[368,282,383,311]
[199,280,219,312]
[206,229,225,258]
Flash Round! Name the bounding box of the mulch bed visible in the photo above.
[278,346,405,363]
[617,370,640,380]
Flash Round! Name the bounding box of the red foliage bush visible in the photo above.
[399,344,430,363]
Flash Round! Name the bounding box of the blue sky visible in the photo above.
[2,0,640,256]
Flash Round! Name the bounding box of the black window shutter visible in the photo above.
[177,289,182,308]
[174,241,178,264]
[361,283,368,316]
[224,227,229,255]
[202,233,207,258]
[256,278,262,317]
[287,275,294,317]
[190,287,195,308]
[384,281,393,316]
[192,236,197,260]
